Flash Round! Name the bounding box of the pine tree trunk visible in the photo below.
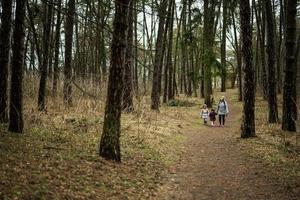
[240,0,256,138]
[134,0,139,95]
[232,8,243,101]
[203,0,213,107]
[150,0,168,110]
[220,0,227,92]
[167,0,175,101]
[163,0,174,103]
[181,0,188,95]
[0,0,12,123]
[64,0,75,106]
[99,0,130,162]
[52,0,61,97]
[38,1,53,111]
[9,0,27,133]
[265,0,279,123]
[123,0,134,112]
[282,0,297,132]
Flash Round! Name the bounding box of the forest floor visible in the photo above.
[0,85,300,199]
[155,89,300,200]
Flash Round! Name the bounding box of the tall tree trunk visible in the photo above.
[0,0,12,123]
[282,0,297,132]
[221,0,227,92]
[240,0,256,138]
[232,8,243,101]
[150,0,168,110]
[167,0,175,101]
[123,0,134,112]
[163,0,174,103]
[134,0,139,95]
[9,0,27,133]
[52,0,62,97]
[203,0,214,107]
[181,0,188,95]
[38,1,53,111]
[265,0,279,123]
[64,0,75,106]
[99,0,130,162]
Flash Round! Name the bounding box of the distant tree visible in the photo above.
[0,0,13,123]
[282,0,297,132]
[151,0,168,110]
[9,0,27,133]
[264,0,278,123]
[220,0,228,92]
[64,0,75,106]
[99,0,130,162]
[123,0,134,112]
[240,0,256,138]
[38,0,53,111]
[167,0,175,101]
[52,0,62,97]
[203,0,216,107]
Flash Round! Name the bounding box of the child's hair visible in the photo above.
[211,108,215,112]
[203,104,207,108]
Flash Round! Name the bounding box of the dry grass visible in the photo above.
[0,76,195,199]
[238,95,300,192]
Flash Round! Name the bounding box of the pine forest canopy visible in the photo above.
[0,0,299,161]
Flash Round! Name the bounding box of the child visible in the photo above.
[200,104,209,125]
[209,109,217,126]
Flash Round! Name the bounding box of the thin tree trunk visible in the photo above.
[123,0,134,112]
[240,0,256,138]
[265,0,279,123]
[163,0,174,103]
[63,0,75,106]
[9,0,27,133]
[38,1,53,111]
[150,0,168,110]
[0,0,12,123]
[232,8,242,101]
[99,0,130,162]
[52,0,62,97]
[221,0,227,92]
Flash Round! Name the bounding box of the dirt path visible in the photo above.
[155,95,298,200]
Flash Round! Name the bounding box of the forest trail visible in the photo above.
[156,91,298,200]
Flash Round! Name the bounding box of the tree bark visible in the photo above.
[150,0,168,110]
[240,0,256,138]
[123,0,134,112]
[282,0,297,132]
[221,0,227,92]
[99,0,130,162]
[203,0,214,107]
[265,0,279,123]
[232,8,243,101]
[64,0,76,106]
[167,0,175,101]
[52,0,62,97]
[0,0,13,123]
[38,1,53,111]
[9,0,27,133]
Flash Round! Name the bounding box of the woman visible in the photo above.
[216,96,229,127]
